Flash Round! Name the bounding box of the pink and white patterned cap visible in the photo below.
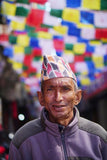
[41,55,77,82]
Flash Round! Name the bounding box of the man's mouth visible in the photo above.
[52,105,65,111]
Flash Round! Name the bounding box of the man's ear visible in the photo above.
[37,91,45,106]
[74,89,82,106]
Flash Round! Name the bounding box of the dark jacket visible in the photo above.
[9,107,107,160]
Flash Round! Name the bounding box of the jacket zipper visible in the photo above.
[60,128,68,160]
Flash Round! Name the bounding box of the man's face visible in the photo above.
[38,77,81,125]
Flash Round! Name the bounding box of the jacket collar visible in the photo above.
[40,107,80,136]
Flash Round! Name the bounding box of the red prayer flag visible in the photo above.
[29,0,47,4]
[69,63,75,73]
[23,55,32,66]
[95,28,107,39]
[35,27,48,32]
[74,55,85,62]
[26,9,44,27]
[0,34,8,41]
[53,39,64,50]
[32,48,42,57]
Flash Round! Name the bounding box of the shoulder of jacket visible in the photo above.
[78,117,107,142]
[12,118,44,149]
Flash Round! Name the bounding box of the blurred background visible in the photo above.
[0,0,107,159]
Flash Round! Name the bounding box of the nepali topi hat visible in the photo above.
[41,55,77,82]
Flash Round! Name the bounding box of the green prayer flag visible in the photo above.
[84,57,92,61]
[24,47,32,54]
[17,0,29,4]
[9,35,17,44]
[28,31,38,38]
[25,25,35,32]
[65,43,73,50]
[101,0,107,10]
[41,24,53,28]
[33,56,42,61]
[23,65,28,70]
[50,9,62,18]
[16,7,29,17]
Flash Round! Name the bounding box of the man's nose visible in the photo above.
[55,90,63,102]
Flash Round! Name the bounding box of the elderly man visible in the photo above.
[9,55,107,160]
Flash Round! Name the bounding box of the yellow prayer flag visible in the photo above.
[14,45,24,54]
[38,31,52,39]
[17,35,30,47]
[82,0,101,10]
[54,26,68,35]
[36,73,41,78]
[13,62,23,70]
[92,55,104,69]
[1,1,16,16]
[77,23,94,29]
[81,78,91,86]
[73,43,86,54]
[11,20,25,31]
[62,8,80,23]
[90,40,101,46]
[64,50,74,55]
[81,71,88,76]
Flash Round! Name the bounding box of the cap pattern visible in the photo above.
[41,55,77,82]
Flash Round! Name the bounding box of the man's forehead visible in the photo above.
[43,77,74,86]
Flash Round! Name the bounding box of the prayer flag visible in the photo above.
[50,9,63,18]
[80,11,94,24]
[82,0,100,10]
[38,31,52,39]
[17,35,30,47]
[95,29,107,39]
[68,26,81,37]
[0,34,8,42]
[81,28,95,40]
[81,77,91,85]
[53,26,68,35]
[1,1,16,16]
[49,0,66,9]
[53,39,64,50]
[11,20,25,31]
[86,45,95,52]
[9,35,17,44]
[101,0,107,10]
[3,47,13,57]
[25,47,32,55]
[16,6,29,17]
[62,8,80,23]
[32,48,42,57]
[26,9,44,27]
[29,0,47,4]
[14,45,24,54]
[13,62,23,70]
[66,0,81,8]
[94,12,107,28]
[30,37,39,47]
[17,0,29,4]
[73,43,86,54]
[65,43,73,50]
[43,12,60,26]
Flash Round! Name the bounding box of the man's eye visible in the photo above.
[47,88,52,91]
[63,87,70,91]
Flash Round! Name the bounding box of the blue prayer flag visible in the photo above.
[80,11,94,24]
[30,38,39,48]
[66,0,81,8]
[68,26,81,37]
[3,48,13,58]
[86,45,95,53]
